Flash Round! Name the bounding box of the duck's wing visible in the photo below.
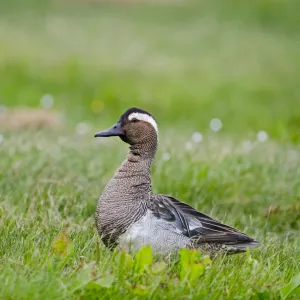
[149,194,259,248]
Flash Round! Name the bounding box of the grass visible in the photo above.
[1,0,300,299]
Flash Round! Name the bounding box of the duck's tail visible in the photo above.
[192,231,261,254]
[225,240,261,253]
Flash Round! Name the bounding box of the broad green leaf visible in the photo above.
[179,248,202,265]
[179,248,211,282]
[131,284,149,296]
[112,249,134,280]
[84,281,102,292]
[180,265,188,282]
[201,255,212,266]
[82,279,114,298]
[189,263,205,280]
[95,274,115,288]
[118,250,134,270]
[280,273,300,300]
[52,228,72,256]
[179,248,191,265]
[76,263,94,283]
[76,263,114,290]
[134,246,153,273]
[150,261,167,274]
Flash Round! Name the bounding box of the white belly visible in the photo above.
[118,210,190,254]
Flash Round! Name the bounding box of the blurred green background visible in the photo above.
[1,0,299,140]
[1,1,300,299]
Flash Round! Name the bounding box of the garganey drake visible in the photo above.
[94,107,260,255]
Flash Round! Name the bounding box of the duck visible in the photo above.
[94,107,260,255]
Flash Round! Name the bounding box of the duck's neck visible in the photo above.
[114,140,157,191]
[100,139,157,205]
[96,140,157,246]
[125,140,157,168]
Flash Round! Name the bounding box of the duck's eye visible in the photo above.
[131,118,139,123]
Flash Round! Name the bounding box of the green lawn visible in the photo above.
[0,1,300,299]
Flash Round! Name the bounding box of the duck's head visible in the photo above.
[94,107,158,145]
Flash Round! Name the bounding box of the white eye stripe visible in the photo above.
[128,112,158,134]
